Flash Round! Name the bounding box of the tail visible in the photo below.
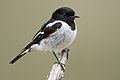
[9,42,32,64]
[9,51,27,64]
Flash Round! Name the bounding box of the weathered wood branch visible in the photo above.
[47,48,70,80]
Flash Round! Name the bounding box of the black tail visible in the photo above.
[9,42,32,64]
[9,52,27,64]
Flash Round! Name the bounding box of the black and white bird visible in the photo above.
[9,7,79,70]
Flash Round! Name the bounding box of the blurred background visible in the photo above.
[0,0,120,80]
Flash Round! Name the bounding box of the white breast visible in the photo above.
[44,20,77,52]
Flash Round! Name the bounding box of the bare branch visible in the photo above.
[47,48,70,80]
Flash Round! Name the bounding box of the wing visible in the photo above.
[32,19,55,40]
[32,22,62,44]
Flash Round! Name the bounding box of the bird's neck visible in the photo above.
[65,20,76,30]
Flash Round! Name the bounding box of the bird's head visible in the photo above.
[52,7,80,22]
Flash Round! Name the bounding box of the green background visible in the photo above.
[0,0,120,80]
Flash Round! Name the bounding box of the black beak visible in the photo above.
[74,15,80,18]
[70,15,80,19]
[70,15,80,20]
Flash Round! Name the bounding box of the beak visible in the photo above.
[74,15,80,18]
[70,15,80,20]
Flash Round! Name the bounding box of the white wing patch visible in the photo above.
[40,31,44,34]
[46,20,62,27]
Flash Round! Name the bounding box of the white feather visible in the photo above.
[46,20,61,27]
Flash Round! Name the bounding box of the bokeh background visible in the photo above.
[0,0,120,80]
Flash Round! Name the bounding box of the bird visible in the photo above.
[9,7,79,71]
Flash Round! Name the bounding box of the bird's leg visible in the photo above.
[52,51,65,72]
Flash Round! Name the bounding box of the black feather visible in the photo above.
[9,43,32,64]
[9,52,27,64]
